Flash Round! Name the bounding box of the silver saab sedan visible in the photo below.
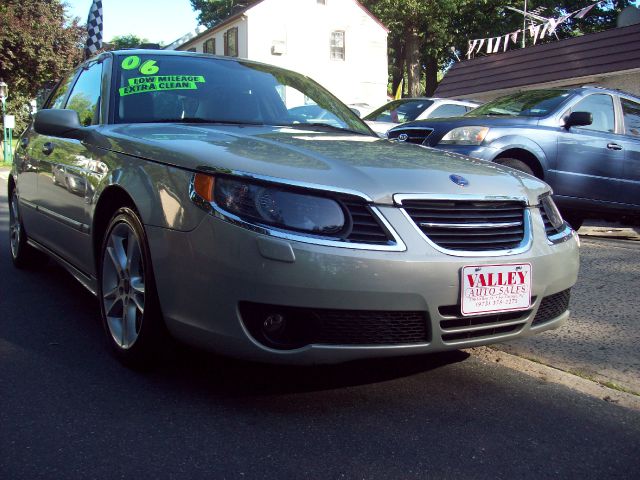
[8,50,579,367]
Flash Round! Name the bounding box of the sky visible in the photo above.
[64,0,200,45]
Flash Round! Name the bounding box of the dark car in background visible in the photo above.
[387,88,640,229]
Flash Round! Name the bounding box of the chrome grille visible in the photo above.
[402,199,528,252]
[387,128,434,145]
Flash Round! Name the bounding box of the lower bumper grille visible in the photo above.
[239,302,430,350]
[532,289,571,326]
[438,305,532,343]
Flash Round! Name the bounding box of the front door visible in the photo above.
[618,97,640,209]
[555,93,625,208]
[31,61,103,274]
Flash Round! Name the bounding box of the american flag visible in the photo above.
[85,0,103,58]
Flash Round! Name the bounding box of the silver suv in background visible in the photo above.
[364,97,479,136]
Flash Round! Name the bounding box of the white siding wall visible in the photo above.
[246,0,388,108]
[176,0,388,108]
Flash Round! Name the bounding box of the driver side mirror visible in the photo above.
[564,111,592,129]
[34,108,88,140]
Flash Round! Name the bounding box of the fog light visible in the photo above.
[263,313,286,335]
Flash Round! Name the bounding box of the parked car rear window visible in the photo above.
[466,89,571,117]
[364,99,434,123]
[113,54,370,134]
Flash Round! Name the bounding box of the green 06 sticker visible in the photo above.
[121,55,141,70]
[140,60,159,75]
[121,56,160,75]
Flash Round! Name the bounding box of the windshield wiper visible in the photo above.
[282,122,369,135]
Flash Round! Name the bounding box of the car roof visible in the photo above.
[93,48,305,75]
[389,97,479,106]
[576,86,640,102]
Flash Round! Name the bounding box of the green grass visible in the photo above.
[1,138,17,167]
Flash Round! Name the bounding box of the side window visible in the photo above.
[429,104,469,118]
[224,27,238,57]
[570,94,615,133]
[203,38,215,54]
[330,31,345,60]
[64,62,103,127]
[621,98,640,137]
[46,71,78,109]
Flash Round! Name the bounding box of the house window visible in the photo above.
[224,27,239,57]
[203,38,216,54]
[330,31,345,60]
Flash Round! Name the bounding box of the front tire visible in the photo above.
[98,207,168,368]
[9,190,46,269]
[494,158,535,176]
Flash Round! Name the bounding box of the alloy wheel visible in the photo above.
[9,193,21,259]
[102,222,146,349]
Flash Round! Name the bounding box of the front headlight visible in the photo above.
[193,173,346,236]
[439,126,489,145]
[540,194,564,230]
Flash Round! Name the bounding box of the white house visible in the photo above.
[166,0,389,109]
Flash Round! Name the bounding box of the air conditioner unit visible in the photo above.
[271,41,286,55]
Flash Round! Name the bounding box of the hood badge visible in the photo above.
[397,133,409,142]
[449,174,469,187]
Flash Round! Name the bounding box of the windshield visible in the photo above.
[114,54,371,134]
[465,90,571,117]
[364,99,434,123]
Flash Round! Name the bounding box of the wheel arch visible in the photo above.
[7,173,16,197]
[494,148,545,180]
[91,185,139,271]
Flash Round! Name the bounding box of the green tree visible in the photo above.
[189,0,260,26]
[363,0,632,96]
[110,34,148,50]
[0,0,84,133]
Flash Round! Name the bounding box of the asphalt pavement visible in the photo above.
[1,169,640,478]
[500,234,640,394]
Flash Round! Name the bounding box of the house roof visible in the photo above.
[173,0,387,50]
[435,23,640,99]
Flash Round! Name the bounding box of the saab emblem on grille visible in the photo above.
[398,133,409,142]
[449,174,469,187]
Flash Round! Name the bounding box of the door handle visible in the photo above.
[607,143,623,151]
[42,142,55,155]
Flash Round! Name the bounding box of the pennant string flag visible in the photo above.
[464,1,605,59]
[574,4,596,19]
[492,36,502,53]
[85,0,104,58]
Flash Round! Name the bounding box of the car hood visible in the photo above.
[395,115,541,129]
[99,124,549,205]
[364,120,397,137]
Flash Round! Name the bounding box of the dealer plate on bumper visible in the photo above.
[461,263,532,316]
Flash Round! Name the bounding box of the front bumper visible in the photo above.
[434,144,499,161]
[146,205,579,364]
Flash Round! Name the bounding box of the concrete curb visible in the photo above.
[468,346,640,411]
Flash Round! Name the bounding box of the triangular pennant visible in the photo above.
[492,36,501,53]
[503,33,510,52]
[574,4,596,19]
[467,39,478,59]
[487,37,493,54]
